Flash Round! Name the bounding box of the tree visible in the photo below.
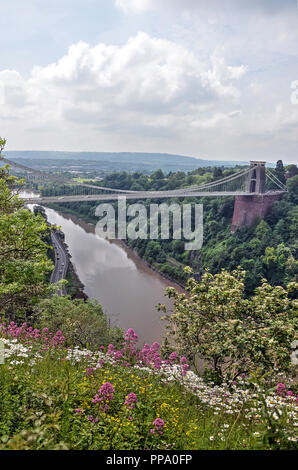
[286,164,298,179]
[287,174,298,196]
[262,244,292,285]
[0,137,6,154]
[275,160,286,185]
[254,220,272,248]
[0,163,53,319]
[161,268,297,383]
[213,167,223,179]
[152,169,164,180]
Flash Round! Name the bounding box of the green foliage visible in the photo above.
[247,372,297,450]
[275,160,286,185]
[200,179,298,293]
[0,137,6,154]
[33,296,123,350]
[287,175,298,199]
[287,164,298,178]
[0,163,119,353]
[0,165,53,319]
[162,269,298,382]
[1,346,296,450]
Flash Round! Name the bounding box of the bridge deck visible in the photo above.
[22,190,285,204]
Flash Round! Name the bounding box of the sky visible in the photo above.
[0,0,298,163]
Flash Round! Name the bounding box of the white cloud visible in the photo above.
[115,0,150,14]
[202,49,247,99]
[115,0,295,15]
[1,28,297,163]
[0,32,246,131]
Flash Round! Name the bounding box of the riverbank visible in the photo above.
[43,202,187,290]
[34,205,87,300]
[59,236,88,300]
[65,259,88,300]
[119,239,186,290]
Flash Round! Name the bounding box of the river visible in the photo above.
[28,201,183,346]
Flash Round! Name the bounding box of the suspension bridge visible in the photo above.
[1,156,286,201]
[0,156,287,230]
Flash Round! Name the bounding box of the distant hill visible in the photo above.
[5,151,250,173]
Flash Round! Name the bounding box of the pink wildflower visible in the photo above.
[276,383,287,397]
[92,382,115,412]
[124,393,137,409]
[152,418,165,435]
[85,367,95,377]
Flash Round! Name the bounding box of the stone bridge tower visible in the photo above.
[231,161,282,232]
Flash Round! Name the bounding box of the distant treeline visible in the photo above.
[5,150,251,175]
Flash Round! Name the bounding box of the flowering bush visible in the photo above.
[161,268,298,383]
[0,319,66,353]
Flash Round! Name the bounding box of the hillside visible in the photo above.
[1,322,297,450]
[5,150,250,174]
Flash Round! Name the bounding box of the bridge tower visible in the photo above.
[245,161,266,194]
[231,161,282,232]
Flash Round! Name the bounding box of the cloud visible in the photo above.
[0,32,246,132]
[115,0,295,15]
[115,0,150,14]
[0,28,297,163]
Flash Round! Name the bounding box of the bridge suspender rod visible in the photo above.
[266,170,288,191]
[183,167,251,192]
[184,168,251,192]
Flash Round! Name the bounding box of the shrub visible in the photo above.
[161,268,298,383]
[33,296,123,350]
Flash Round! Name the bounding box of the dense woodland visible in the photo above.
[42,162,298,293]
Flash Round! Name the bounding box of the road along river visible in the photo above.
[35,206,183,346]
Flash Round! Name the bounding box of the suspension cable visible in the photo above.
[181,167,252,192]
[266,169,288,191]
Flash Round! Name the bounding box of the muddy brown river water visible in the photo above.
[40,206,183,346]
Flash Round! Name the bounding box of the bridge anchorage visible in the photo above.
[1,155,286,232]
[231,161,286,232]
